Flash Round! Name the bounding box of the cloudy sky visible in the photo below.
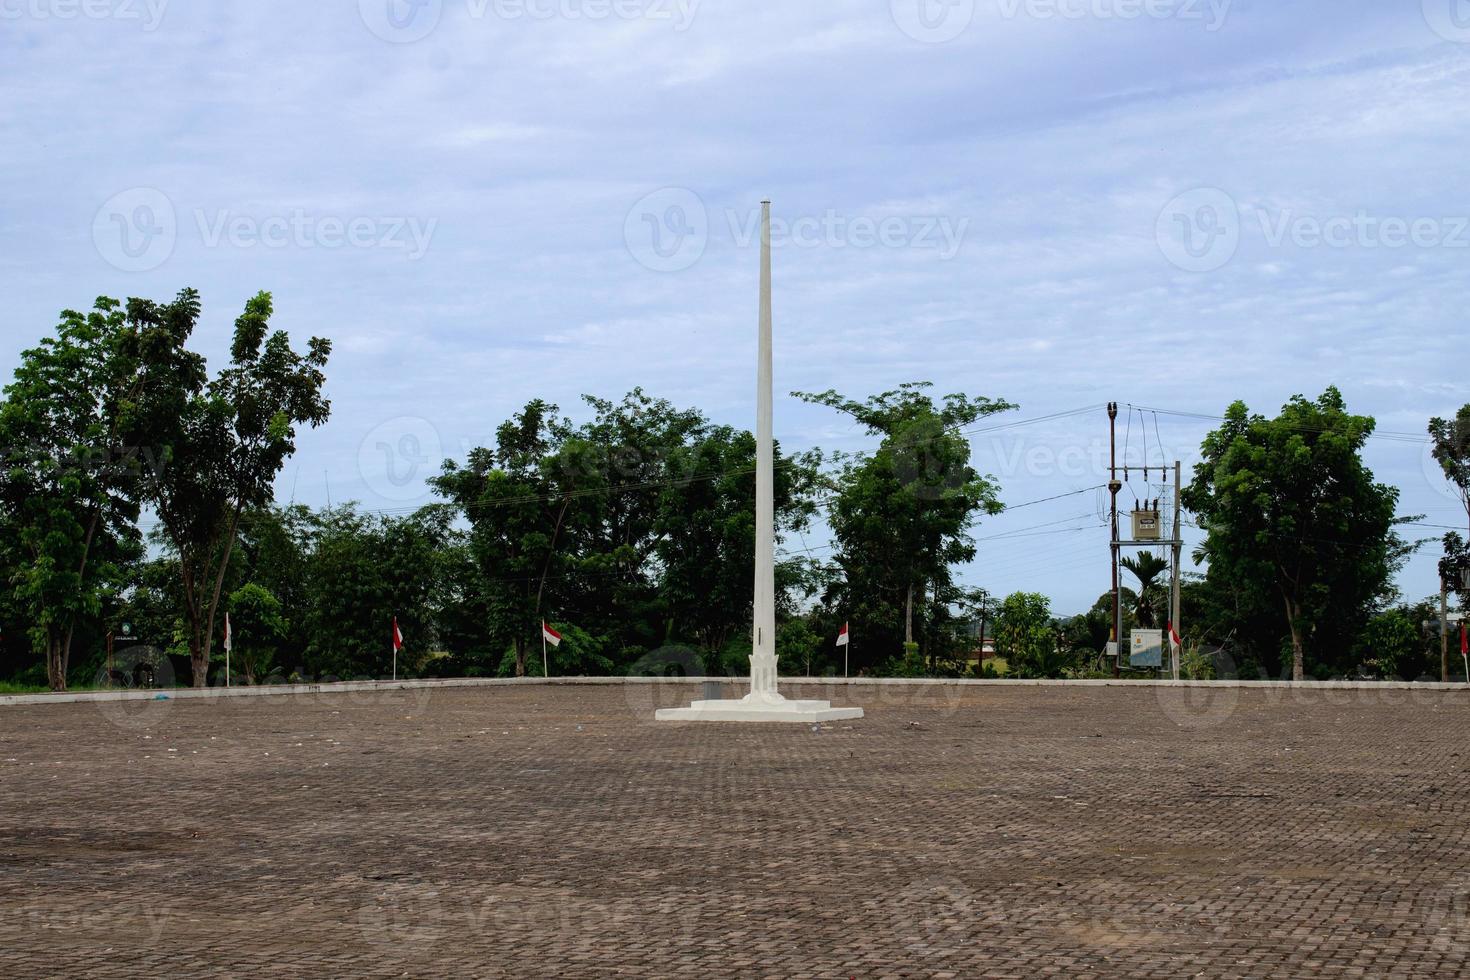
[3,0,1469,614]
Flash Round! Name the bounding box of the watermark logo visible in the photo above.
[359,0,444,43]
[1155,652,1239,729]
[93,189,438,271]
[624,191,971,272]
[93,187,176,273]
[0,0,169,30]
[1424,873,1470,951]
[1156,187,1239,273]
[358,417,444,502]
[1421,440,1469,510]
[996,0,1231,31]
[195,209,437,258]
[360,0,700,43]
[93,645,176,731]
[891,0,975,43]
[1424,0,1470,43]
[625,187,709,273]
[890,876,978,957]
[358,881,446,959]
[1159,186,1470,272]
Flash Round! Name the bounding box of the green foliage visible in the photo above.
[1120,552,1169,628]
[227,583,287,683]
[995,592,1072,678]
[1183,389,1406,681]
[776,618,822,676]
[135,290,331,687]
[0,297,155,689]
[1354,607,1420,680]
[795,383,1014,671]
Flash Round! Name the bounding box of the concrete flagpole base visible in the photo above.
[656,693,864,723]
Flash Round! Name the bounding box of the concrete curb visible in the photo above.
[2,674,1465,707]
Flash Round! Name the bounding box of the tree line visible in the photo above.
[1,290,1466,690]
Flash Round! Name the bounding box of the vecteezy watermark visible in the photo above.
[359,0,700,43]
[995,0,1231,29]
[0,0,169,30]
[624,187,709,273]
[890,0,976,43]
[195,209,437,259]
[890,876,980,957]
[891,0,1230,43]
[1424,872,1470,952]
[357,417,446,503]
[624,187,970,272]
[93,187,177,273]
[1156,187,1240,273]
[93,188,438,271]
[1157,187,1470,272]
[1423,0,1470,43]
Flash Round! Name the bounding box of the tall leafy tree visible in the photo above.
[301,506,451,678]
[0,294,189,690]
[654,424,820,664]
[1429,406,1470,603]
[795,383,1014,668]
[432,400,575,677]
[1183,389,1403,680]
[139,291,331,687]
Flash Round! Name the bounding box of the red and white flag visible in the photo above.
[835,622,850,648]
[393,616,404,653]
[1167,621,1182,650]
[223,613,232,654]
[542,621,563,648]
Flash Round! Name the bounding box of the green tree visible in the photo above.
[654,424,820,662]
[0,296,169,689]
[138,291,331,687]
[432,401,574,677]
[994,592,1069,678]
[795,383,1014,669]
[301,506,452,679]
[226,583,287,684]
[1183,389,1403,681]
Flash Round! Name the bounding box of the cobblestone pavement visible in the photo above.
[2,681,1469,978]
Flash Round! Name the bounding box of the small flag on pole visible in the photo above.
[835,622,850,647]
[542,621,563,648]
[1461,623,1467,657]
[1167,621,1182,650]
[224,613,232,653]
[393,617,404,653]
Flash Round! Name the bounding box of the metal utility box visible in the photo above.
[1130,630,1163,668]
[1131,509,1162,540]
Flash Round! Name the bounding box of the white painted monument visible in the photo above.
[656,202,864,724]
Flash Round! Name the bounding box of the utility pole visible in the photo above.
[1108,403,1122,678]
[1171,460,1183,681]
[978,593,990,671]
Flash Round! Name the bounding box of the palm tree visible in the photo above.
[1120,553,1170,628]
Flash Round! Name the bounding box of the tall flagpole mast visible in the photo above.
[750,201,779,702]
[654,201,861,722]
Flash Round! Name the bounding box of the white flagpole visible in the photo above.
[543,626,549,678]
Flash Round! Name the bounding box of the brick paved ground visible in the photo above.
[2,681,1469,978]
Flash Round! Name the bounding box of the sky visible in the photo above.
[2,0,1469,614]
